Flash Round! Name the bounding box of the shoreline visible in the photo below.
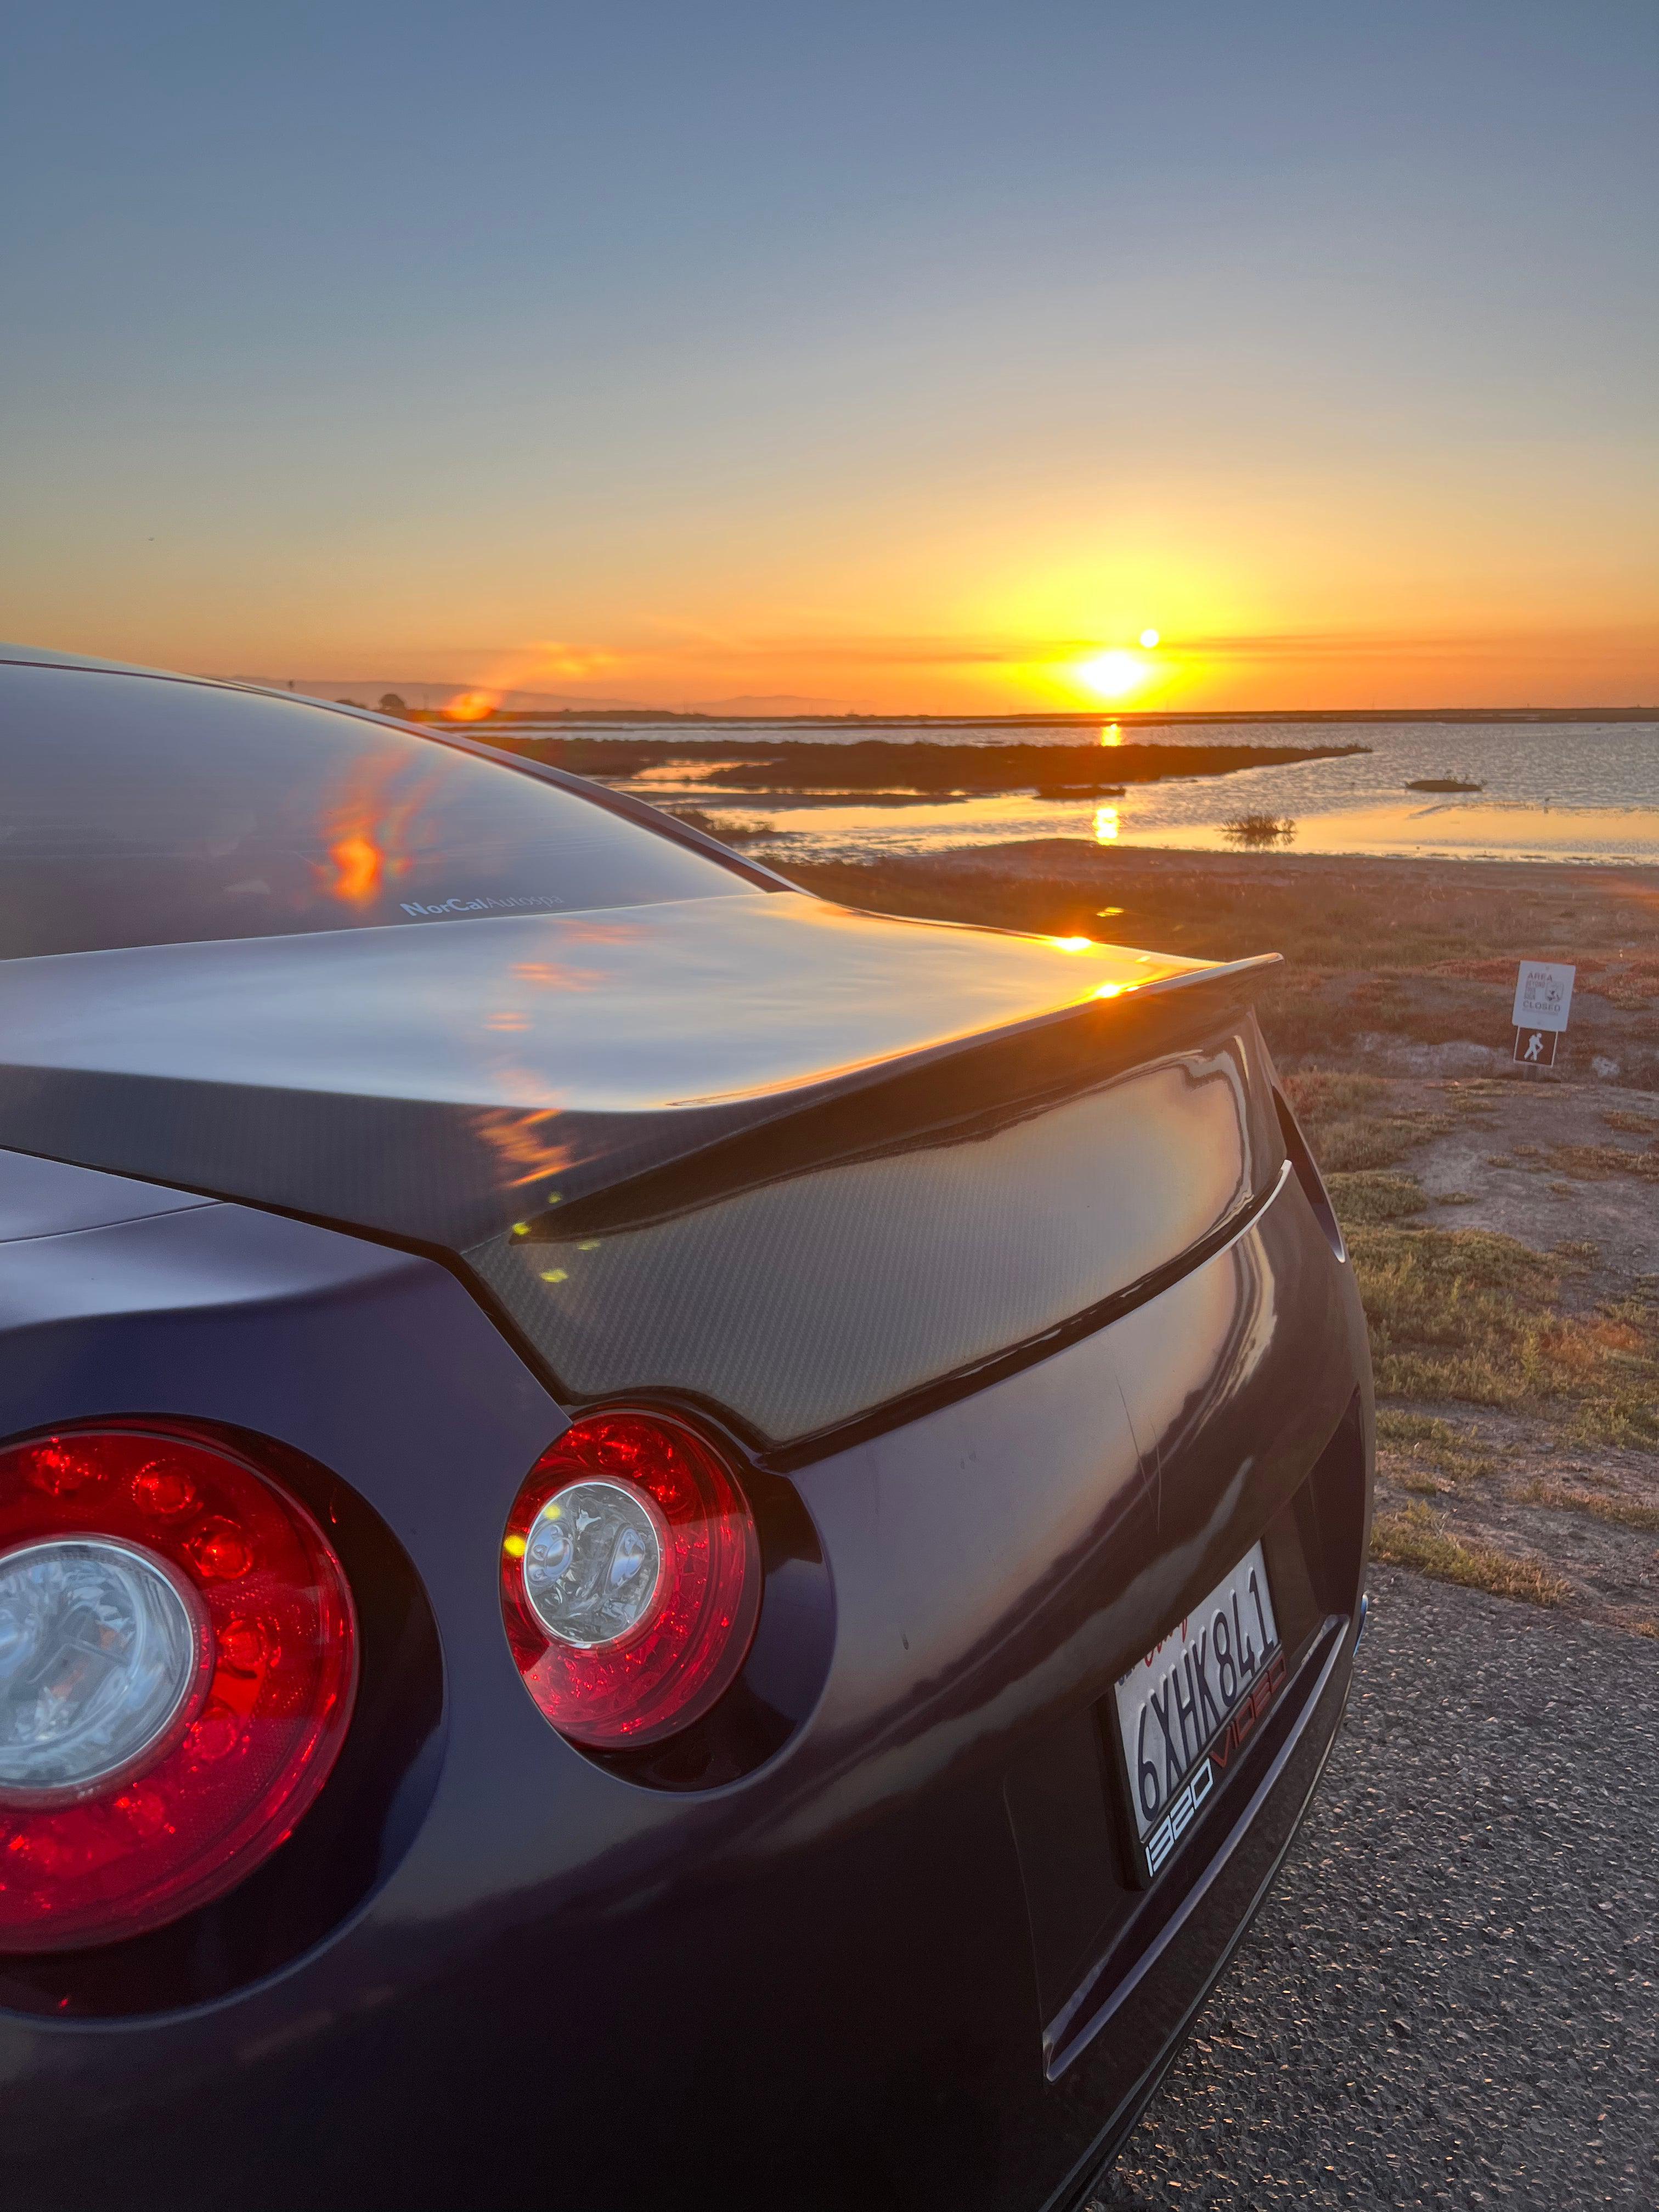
[414,704,1659,727]
[882,836,1659,882]
[473,732,1368,791]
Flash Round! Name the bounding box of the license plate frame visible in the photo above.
[1110,1540,1287,1885]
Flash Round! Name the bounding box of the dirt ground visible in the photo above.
[1341,1074,1659,1634]
[778,844,1659,1637]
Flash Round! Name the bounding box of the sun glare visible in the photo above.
[1073,650,1148,701]
[446,689,501,721]
[1139,628,1160,649]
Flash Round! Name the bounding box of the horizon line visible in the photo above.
[389,702,1659,726]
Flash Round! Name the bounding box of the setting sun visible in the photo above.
[1073,649,1150,701]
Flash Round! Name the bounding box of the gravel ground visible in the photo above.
[1091,1566,1658,2209]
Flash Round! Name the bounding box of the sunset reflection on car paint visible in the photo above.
[0,652,1374,2212]
[314,748,448,907]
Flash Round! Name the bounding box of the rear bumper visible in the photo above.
[0,1162,1371,2211]
[1040,1602,1361,2210]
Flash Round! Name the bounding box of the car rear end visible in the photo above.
[0,653,1372,2209]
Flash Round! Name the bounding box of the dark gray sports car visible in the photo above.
[0,646,1372,2209]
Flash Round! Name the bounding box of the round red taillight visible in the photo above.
[0,1428,357,1953]
[500,1411,760,1750]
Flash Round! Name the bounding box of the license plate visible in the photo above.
[1113,1541,1286,1881]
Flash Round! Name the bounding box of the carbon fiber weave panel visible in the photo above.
[470,1024,1279,1446]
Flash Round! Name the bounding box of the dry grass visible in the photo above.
[1579,958,1659,1011]
[1543,1142,1659,1183]
[1279,1070,1454,1173]
[1515,1480,1659,1532]
[1370,1503,1569,1605]
[1350,1226,1659,1447]
[1376,1409,1495,1492]
[1604,1109,1659,1138]
[1327,1170,1427,1225]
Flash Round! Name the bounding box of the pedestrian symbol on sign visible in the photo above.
[1510,961,1571,1071]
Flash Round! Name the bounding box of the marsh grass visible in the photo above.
[1516,1480,1659,1532]
[1326,1170,1426,1225]
[1370,1502,1568,1605]
[1376,1409,1494,1491]
[1543,1142,1659,1183]
[1220,812,1296,848]
[1351,1225,1659,1446]
[664,806,775,845]
[1279,1070,1454,1173]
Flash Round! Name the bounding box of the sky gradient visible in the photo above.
[4,2,1656,714]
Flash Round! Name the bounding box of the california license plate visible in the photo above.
[1113,1541,1286,1881]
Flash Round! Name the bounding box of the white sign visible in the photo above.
[1511,961,1575,1034]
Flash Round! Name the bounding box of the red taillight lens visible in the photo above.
[501,1411,760,1750]
[0,1428,357,1953]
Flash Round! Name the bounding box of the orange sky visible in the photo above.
[6,8,1655,716]
[21,415,1655,718]
[16,413,1657,719]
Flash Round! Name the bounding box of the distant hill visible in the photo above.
[223,679,856,715]
[678,693,856,715]
[223,677,651,712]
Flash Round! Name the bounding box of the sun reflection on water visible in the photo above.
[1094,804,1121,844]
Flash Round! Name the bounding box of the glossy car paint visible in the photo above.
[0,885,1231,1248]
[0,656,1373,2210]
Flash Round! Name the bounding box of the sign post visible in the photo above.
[1511,961,1575,1071]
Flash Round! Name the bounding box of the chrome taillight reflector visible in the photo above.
[0,1427,357,1953]
[500,1411,760,1750]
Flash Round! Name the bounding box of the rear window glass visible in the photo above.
[0,666,747,959]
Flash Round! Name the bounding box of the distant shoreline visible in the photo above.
[404,703,1658,727]
[463,732,1368,793]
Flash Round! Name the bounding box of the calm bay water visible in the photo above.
[529,717,1659,866]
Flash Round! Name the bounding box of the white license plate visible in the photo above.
[1113,1541,1286,1880]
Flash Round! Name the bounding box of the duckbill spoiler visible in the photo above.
[0,892,1279,1263]
[0,893,1288,1444]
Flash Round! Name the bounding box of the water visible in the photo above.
[520,716,1659,865]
